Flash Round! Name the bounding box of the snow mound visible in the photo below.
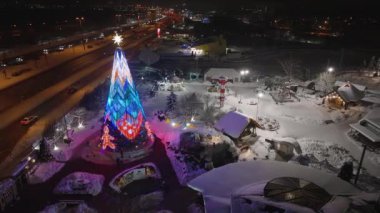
[40,202,96,213]
[297,138,353,170]
[54,172,104,196]
[328,107,365,123]
[28,161,65,184]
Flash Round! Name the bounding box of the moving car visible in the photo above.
[20,116,39,125]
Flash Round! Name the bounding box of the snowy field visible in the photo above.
[143,80,380,191]
[28,161,65,184]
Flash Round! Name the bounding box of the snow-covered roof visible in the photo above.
[204,68,240,81]
[362,90,380,104]
[350,108,380,143]
[188,160,361,213]
[336,83,365,102]
[214,111,251,139]
[361,95,380,104]
[334,81,366,91]
[232,194,315,213]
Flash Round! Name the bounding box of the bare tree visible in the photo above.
[278,57,301,79]
[318,72,336,93]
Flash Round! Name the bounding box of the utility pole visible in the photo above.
[354,144,367,185]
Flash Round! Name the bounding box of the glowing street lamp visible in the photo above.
[75,17,85,27]
[327,67,334,73]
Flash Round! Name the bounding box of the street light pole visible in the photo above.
[354,144,367,185]
[256,92,263,120]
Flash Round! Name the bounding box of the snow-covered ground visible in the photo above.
[143,80,380,190]
[40,201,97,213]
[54,172,104,196]
[52,115,103,162]
[28,161,65,184]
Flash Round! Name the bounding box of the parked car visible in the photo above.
[20,116,39,125]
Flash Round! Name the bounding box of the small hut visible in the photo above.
[323,82,365,109]
[215,111,262,141]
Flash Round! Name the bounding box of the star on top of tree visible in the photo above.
[113,33,123,46]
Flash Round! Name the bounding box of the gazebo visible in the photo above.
[323,82,365,109]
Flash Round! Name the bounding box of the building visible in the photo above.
[323,81,365,109]
[192,35,227,57]
[214,111,261,141]
[204,68,240,82]
[349,109,380,144]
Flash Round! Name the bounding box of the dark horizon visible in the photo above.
[1,0,379,16]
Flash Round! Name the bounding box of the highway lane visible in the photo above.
[0,45,142,166]
[0,17,175,176]
[0,34,139,112]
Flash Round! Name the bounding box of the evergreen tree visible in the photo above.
[38,138,52,162]
[167,92,177,112]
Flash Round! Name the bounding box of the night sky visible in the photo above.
[1,0,379,16]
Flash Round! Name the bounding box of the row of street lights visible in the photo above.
[240,69,250,76]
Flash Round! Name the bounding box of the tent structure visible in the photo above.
[204,68,240,82]
[187,160,362,213]
[214,111,261,140]
[264,177,332,211]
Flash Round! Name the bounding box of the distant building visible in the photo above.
[192,35,227,57]
[204,68,240,82]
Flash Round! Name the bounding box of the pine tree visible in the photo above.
[167,92,177,112]
[38,138,52,162]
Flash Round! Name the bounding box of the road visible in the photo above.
[0,39,148,163]
[0,17,174,176]
[0,35,132,112]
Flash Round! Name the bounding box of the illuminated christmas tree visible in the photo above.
[102,46,154,150]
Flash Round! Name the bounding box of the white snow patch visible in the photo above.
[28,161,65,184]
[54,172,104,196]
